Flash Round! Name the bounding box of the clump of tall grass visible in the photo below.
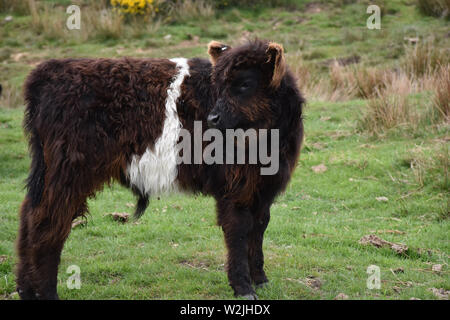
[290,58,353,101]
[287,51,342,101]
[323,40,448,101]
[27,0,124,42]
[416,0,450,19]
[402,40,449,78]
[83,6,124,41]
[329,62,352,92]
[170,0,215,23]
[430,64,450,123]
[29,1,73,41]
[327,63,393,101]
[328,62,357,101]
[353,67,393,99]
[357,63,449,136]
[357,72,415,135]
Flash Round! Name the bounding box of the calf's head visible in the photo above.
[207,40,288,130]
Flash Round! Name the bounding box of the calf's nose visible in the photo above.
[207,113,220,128]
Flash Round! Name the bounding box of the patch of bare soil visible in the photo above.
[305,2,324,14]
[359,234,408,254]
[179,259,211,271]
[107,212,130,223]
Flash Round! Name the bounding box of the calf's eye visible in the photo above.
[240,83,250,91]
[238,81,254,93]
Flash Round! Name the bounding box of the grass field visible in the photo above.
[0,0,449,300]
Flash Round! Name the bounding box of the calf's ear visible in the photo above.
[266,42,286,89]
[207,41,231,65]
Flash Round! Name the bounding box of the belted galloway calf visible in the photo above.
[17,39,304,299]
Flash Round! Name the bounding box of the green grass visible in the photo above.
[0,100,448,300]
[0,0,449,300]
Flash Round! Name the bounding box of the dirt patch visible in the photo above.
[179,259,211,271]
[106,212,130,223]
[287,276,322,290]
[305,2,324,14]
[311,163,327,173]
[359,234,408,255]
[429,287,449,300]
[334,293,349,300]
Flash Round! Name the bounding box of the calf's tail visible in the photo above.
[23,73,46,208]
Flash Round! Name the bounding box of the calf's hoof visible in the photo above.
[17,286,37,300]
[34,292,59,300]
[255,280,269,289]
[240,293,258,300]
[233,284,257,300]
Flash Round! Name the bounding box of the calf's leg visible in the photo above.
[16,198,36,300]
[17,193,86,300]
[27,213,72,300]
[248,204,270,287]
[217,201,256,299]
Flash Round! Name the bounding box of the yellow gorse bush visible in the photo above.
[110,0,159,16]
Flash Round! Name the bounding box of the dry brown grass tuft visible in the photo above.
[327,63,394,101]
[29,1,66,40]
[27,0,125,42]
[287,51,342,101]
[83,6,124,41]
[353,67,393,99]
[295,60,355,102]
[357,63,450,136]
[402,40,449,78]
[329,62,353,93]
[171,0,215,22]
[431,64,450,123]
[326,62,355,101]
[357,73,415,135]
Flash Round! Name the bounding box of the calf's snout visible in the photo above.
[207,112,221,128]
